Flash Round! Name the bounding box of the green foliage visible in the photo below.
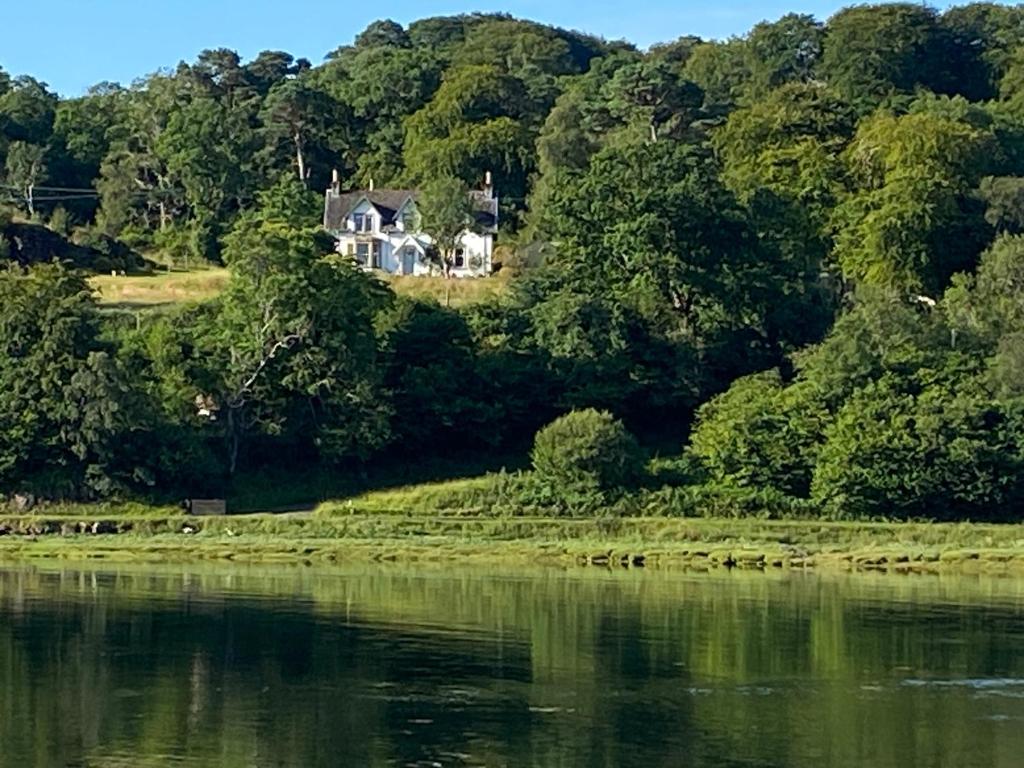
[531,409,644,505]
[0,264,151,498]
[416,174,476,275]
[944,233,1024,351]
[796,287,947,408]
[606,59,703,142]
[940,4,1024,101]
[6,7,1024,521]
[684,40,751,113]
[811,372,1024,520]
[977,175,1024,233]
[375,297,497,450]
[832,108,996,292]
[689,370,828,497]
[402,64,535,201]
[212,182,392,471]
[745,14,824,96]
[4,141,47,214]
[817,4,946,111]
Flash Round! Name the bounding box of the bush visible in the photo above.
[688,370,828,497]
[811,373,1024,521]
[531,409,644,506]
[48,206,71,237]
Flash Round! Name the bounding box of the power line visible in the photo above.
[0,184,99,195]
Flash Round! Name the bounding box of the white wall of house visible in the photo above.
[332,199,492,278]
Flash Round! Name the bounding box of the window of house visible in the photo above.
[355,243,369,265]
[353,213,374,232]
[371,242,382,269]
[402,212,417,231]
[454,248,466,268]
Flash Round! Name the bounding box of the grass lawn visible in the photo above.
[90,268,230,307]
[88,267,509,310]
[385,273,510,307]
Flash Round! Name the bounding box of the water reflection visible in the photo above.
[0,565,1022,767]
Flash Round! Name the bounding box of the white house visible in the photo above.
[323,173,498,278]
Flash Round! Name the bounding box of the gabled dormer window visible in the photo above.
[353,213,374,233]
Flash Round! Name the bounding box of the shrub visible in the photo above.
[811,373,1024,521]
[688,369,828,497]
[531,409,644,506]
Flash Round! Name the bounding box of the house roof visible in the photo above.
[393,234,429,253]
[324,188,498,232]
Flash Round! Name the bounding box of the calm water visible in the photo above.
[1,565,1023,767]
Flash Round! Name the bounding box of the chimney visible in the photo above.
[331,169,340,194]
[369,177,375,192]
[483,170,494,199]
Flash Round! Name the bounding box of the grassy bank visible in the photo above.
[90,268,230,307]
[2,509,1024,573]
[385,273,509,307]
[88,268,508,310]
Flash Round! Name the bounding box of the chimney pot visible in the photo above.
[331,169,340,193]
[369,177,375,192]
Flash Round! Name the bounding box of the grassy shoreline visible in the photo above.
[2,509,1024,573]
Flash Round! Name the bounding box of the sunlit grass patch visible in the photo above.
[385,273,509,307]
[90,268,230,307]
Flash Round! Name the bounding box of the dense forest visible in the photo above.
[4,4,1024,520]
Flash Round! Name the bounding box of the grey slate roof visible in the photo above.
[324,188,498,232]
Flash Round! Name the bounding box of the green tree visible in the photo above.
[797,287,946,410]
[0,264,147,498]
[47,84,128,222]
[811,372,1024,520]
[0,76,57,144]
[689,370,828,497]
[403,64,535,203]
[606,59,703,143]
[450,18,592,111]
[977,176,1024,234]
[313,45,440,185]
[832,108,997,292]
[944,234,1024,351]
[715,82,854,293]
[818,4,946,111]
[259,77,339,186]
[4,142,47,217]
[540,140,788,354]
[212,179,391,472]
[684,39,751,113]
[376,298,497,450]
[531,408,644,505]
[96,73,183,236]
[745,13,824,97]
[355,19,411,49]
[416,175,477,278]
[940,3,1024,102]
[158,90,258,260]
[245,51,305,95]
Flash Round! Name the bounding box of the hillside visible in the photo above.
[3,5,1024,522]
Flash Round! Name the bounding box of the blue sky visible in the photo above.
[0,1,962,96]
